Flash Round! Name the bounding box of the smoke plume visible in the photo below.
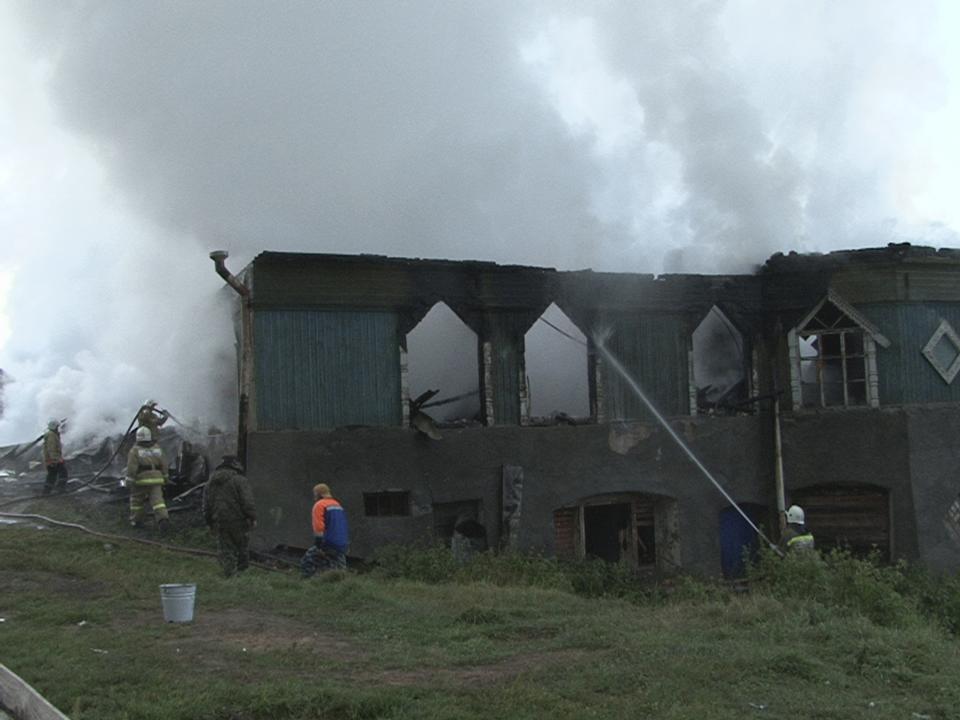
[0,0,956,442]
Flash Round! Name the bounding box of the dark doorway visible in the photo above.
[584,502,632,562]
[719,503,767,579]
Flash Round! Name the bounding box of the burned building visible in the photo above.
[211,243,960,576]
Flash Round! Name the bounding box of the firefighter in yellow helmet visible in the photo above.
[779,505,815,553]
[125,426,170,532]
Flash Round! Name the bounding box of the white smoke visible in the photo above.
[1,0,958,442]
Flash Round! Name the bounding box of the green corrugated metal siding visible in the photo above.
[254,309,401,430]
[605,314,689,420]
[860,302,960,405]
[492,332,521,425]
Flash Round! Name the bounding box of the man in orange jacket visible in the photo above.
[300,483,349,577]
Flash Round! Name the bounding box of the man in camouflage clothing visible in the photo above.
[203,456,257,577]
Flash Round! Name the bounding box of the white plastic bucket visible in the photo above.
[160,583,196,623]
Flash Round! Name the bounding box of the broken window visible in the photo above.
[552,493,679,572]
[523,304,590,422]
[405,302,481,424]
[433,499,483,545]
[788,293,888,410]
[691,306,748,415]
[363,491,410,517]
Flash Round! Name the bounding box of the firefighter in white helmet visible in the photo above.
[779,504,815,553]
[125,426,170,532]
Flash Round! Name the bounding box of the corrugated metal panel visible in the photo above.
[486,315,529,426]
[254,309,401,430]
[860,302,960,405]
[492,337,521,425]
[605,314,689,420]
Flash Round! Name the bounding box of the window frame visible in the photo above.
[788,292,889,411]
[363,490,411,517]
[921,318,960,384]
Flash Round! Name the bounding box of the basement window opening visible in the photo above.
[433,499,486,549]
[553,493,679,572]
[524,303,590,424]
[363,491,411,517]
[405,302,482,426]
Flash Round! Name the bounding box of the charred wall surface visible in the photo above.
[222,243,960,575]
[246,415,773,576]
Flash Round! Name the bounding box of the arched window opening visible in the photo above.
[405,302,481,425]
[524,304,590,422]
[792,484,890,561]
[692,306,747,415]
[787,292,889,410]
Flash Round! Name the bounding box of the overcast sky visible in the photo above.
[1,1,959,443]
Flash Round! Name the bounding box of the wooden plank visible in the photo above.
[0,665,70,720]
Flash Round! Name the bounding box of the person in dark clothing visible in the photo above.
[203,456,257,577]
[42,419,68,495]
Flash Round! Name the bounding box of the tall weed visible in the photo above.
[749,548,921,628]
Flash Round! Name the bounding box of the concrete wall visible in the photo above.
[245,405,960,575]
[779,408,919,562]
[905,405,960,573]
[246,415,775,576]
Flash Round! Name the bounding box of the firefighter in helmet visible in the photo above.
[779,504,815,553]
[125,426,170,532]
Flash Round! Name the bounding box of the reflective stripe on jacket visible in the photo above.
[786,533,815,552]
[126,444,167,486]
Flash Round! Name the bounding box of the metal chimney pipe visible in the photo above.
[209,249,252,468]
[209,250,250,297]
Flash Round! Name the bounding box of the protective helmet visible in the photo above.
[144,399,157,408]
[47,419,59,431]
[786,505,805,524]
[136,426,153,443]
[313,483,331,498]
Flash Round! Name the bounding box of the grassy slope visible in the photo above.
[1,525,959,720]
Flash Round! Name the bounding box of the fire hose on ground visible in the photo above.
[0,510,293,573]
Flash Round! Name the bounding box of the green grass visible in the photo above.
[2,524,960,719]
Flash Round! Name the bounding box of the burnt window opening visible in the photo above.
[524,303,590,423]
[405,302,482,425]
[691,306,748,415]
[433,499,486,549]
[553,494,679,572]
[788,294,887,410]
[363,491,411,517]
